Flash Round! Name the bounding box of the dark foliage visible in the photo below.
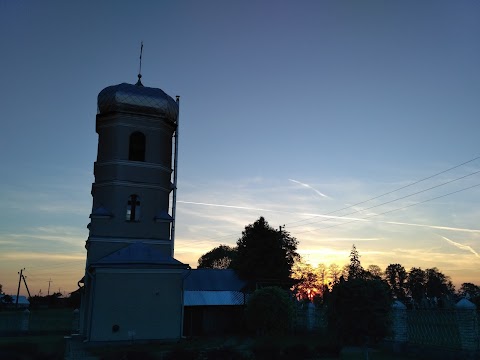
[245,286,294,335]
[326,277,393,345]
[406,267,455,307]
[197,244,237,269]
[407,267,426,305]
[232,217,299,284]
[385,263,407,301]
[347,244,363,280]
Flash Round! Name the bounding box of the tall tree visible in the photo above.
[385,264,407,300]
[326,277,392,345]
[459,282,480,298]
[197,245,237,269]
[348,244,364,280]
[317,263,327,296]
[407,267,426,305]
[328,263,341,286]
[367,265,383,279]
[232,217,299,284]
[425,267,455,299]
[291,258,319,301]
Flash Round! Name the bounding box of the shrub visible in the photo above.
[245,286,294,335]
[326,277,392,345]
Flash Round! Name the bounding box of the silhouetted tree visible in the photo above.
[317,263,327,296]
[291,258,319,301]
[326,277,392,345]
[459,282,480,298]
[366,265,383,279]
[407,267,426,306]
[459,282,480,307]
[232,217,299,285]
[328,263,341,286]
[245,286,294,335]
[197,244,237,269]
[425,267,455,302]
[347,244,363,280]
[385,264,407,301]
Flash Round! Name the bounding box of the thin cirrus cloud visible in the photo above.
[441,236,480,259]
[288,179,330,199]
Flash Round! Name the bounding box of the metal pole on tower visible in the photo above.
[171,95,180,257]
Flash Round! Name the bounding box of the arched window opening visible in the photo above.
[128,132,146,161]
[126,195,141,222]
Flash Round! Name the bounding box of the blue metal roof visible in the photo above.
[184,290,245,306]
[184,269,247,291]
[93,242,185,267]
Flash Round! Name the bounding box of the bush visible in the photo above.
[245,287,294,335]
[326,278,392,345]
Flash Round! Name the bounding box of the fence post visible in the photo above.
[455,298,478,354]
[20,309,30,332]
[391,300,407,351]
[72,308,80,334]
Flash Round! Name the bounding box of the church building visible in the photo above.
[79,73,188,342]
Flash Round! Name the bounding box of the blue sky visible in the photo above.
[1,0,479,295]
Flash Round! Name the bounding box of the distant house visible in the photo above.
[0,295,29,308]
[183,269,248,336]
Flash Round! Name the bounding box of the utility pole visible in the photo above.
[47,279,52,296]
[16,268,25,308]
[22,274,31,298]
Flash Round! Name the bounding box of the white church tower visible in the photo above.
[79,71,188,342]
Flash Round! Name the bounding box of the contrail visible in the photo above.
[441,236,480,258]
[289,179,330,198]
[384,221,480,234]
[177,200,480,234]
[178,200,362,221]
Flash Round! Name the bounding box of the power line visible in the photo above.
[286,155,480,229]
[178,155,480,244]
[295,182,480,235]
[286,168,480,231]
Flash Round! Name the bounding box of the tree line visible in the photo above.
[197,217,480,309]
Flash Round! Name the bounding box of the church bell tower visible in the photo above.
[80,71,188,342]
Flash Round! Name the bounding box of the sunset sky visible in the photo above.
[1,0,479,296]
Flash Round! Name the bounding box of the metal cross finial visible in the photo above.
[136,41,144,86]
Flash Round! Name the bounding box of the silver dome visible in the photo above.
[97,82,178,123]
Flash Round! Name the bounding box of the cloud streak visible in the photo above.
[441,236,480,259]
[178,200,480,234]
[289,179,330,198]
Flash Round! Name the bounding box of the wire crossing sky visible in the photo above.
[0,0,479,295]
